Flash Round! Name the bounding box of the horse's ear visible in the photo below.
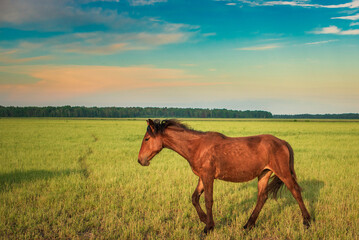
[147,119,154,126]
[146,119,155,136]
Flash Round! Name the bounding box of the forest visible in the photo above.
[0,106,272,118]
[1,106,358,119]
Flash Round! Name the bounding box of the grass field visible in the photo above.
[0,118,358,239]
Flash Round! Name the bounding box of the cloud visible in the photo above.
[332,13,359,20]
[0,48,52,63]
[134,32,189,45]
[0,0,123,31]
[59,32,189,54]
[65,43,129,54]
[235,0,359,9]
[0,55,52,64]
[0,65,229,101]
[313,26,341,34]
[0,0,198,60]
[313,25,359,35]
[341,29,359,34]
[262,1,319,8]
[0,0,182,32]
[1,31,192,58]
[129,0,167,6]
[350,22,359,26]
[305,40,338,45]
[202,33,217,37]
[0,0,197,56]
[237,45,280,51]
[230,0,359,38]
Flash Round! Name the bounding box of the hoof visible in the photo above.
[303,219,311,228]
[243,223,255,230]
[203,226,214,234]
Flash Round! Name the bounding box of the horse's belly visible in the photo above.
[211,137,269,182]
[214,155,267,182]
[215,167,260,182]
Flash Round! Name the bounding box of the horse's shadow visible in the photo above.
[217,179,324,226]
[0,169,80,192]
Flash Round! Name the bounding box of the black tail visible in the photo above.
[267,141,301,199]
[267,175,284,200]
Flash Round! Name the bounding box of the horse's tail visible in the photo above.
[267,141,301,199]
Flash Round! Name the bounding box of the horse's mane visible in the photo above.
[150,119,202,134]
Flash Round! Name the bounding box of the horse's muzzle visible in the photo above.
[138,158,150,166]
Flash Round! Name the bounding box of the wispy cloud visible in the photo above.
[237,44,280,51]
[332,13,359,20]
[0,49,52,63]
[0,65,232,103]
[0,65,208,100]
[202,32,217,37]
[0,0,123,31]
[313,26,341,34]
[313,25,359,35]
[0,55,52,64]
[229,0,359,39]
[305,40,338,45]
[134,32,189,45]
[340,29,359,34]
[1,31,192,57]
[0,0,183,33]
[65,43,129,55]
[234,0,359,9]
[350,22,359,26]
[62,32,189,54]
[130,0,167,6]
[0,1,197,57]
[262,1,319,8]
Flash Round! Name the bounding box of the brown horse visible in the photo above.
[137,119,311,233]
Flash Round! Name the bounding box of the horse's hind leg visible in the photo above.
[281,176,311,227]
[192,178,207,224]
[243,169,272,230]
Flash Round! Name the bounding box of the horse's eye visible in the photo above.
[145,138,150,141]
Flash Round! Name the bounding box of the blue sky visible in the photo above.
[0,0,358,114]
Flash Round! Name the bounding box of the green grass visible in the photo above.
[0,118,358,239]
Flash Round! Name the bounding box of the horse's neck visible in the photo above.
[162,128,202,162]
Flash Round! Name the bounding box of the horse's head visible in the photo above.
[138,119,163,166]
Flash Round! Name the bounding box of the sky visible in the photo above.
[0,0,358,114]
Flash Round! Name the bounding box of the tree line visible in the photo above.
[0,106,273,118]
[273,113,359,119]
[1,106,357,119]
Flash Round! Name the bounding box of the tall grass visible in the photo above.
[0,118,358,239]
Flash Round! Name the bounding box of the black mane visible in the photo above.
[149,119,202,135]
[154,119,190,132]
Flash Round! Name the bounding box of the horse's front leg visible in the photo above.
[192,178,207,223]
[202,176,215,234]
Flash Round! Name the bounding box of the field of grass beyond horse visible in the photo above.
[0,118,358,239]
